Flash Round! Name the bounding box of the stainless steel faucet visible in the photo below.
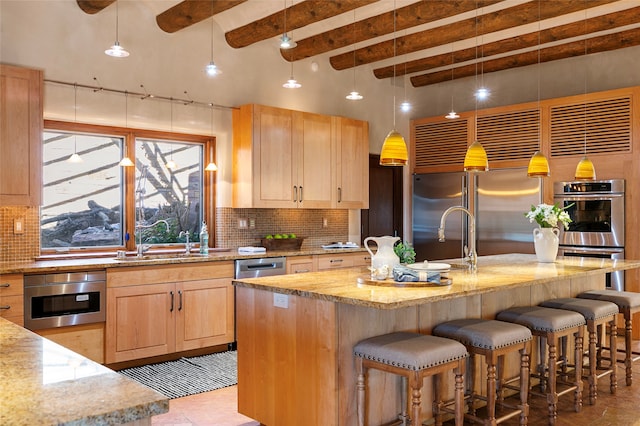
[438,206,477,271]
[136,220,170,257]
[179,230,192,254]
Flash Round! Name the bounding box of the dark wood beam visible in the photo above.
[280,0,500,61]
[374,6,640,79]
[226,0,379,49]
[410,27,640,87]
[156,0,248,34]
[76,0,116,14]
[330,0,617,71]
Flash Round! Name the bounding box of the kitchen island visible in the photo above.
[0,318,168,425]
[232,254,640,426]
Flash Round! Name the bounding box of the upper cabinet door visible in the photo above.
[335,117,369,209]
[293,111,333,209]
[0,64,42,206]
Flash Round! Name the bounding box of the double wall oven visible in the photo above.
[553,179,625,290]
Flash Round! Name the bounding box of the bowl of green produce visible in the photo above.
[260,233,305,251]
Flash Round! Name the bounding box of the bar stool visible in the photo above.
[354,331,468,426]
[578,289,640,386]
[539,297,618,404]
[496,306,585,425]
[432,319,532,425]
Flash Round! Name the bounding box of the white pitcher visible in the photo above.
[364,236,400,278]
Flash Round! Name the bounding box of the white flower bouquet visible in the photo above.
[525,203,572,229]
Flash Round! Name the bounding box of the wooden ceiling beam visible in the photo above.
[226,0,379,49]
[76,0,116,15]
[410,26,640,87]
[280,0,500,62]
[330,0,617,71]
[156,0,248,34]
[374,6,640,79]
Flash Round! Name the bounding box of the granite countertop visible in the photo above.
[0,318,168,425]
[232,253,640,309]
[0,247,367,274]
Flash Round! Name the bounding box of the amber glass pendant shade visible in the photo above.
[527,151,550,177]
[463,140,488,172]
[379,130,408,166]
[574,156,596,180]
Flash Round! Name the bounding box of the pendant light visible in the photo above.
[279,0,296,49]
[68,84,83,163]
[345,10,363,100]
[119,91,134,167]
[205,5,221,77]
[527,0,550,178]
[445,44,459,120]
[574,10,596,181]
[105,1,129,58]
[282,62,301,89]
[379,2,408,167]
[464,7,488,172]
[205,105,218,172]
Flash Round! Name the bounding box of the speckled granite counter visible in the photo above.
[0,247,366,274]
[232,253,640,309]
[0,318,168,425]
[233,254,640,426]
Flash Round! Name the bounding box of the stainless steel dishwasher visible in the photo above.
[234,256,287,279]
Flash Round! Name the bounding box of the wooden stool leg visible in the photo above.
[519,346,530,426]
[547,339,558,425]
[433,373,442,426]
[574,330,584,413]
[455,362,465,426]
[497,354,505,404]
[609,319,618,395]
[356,358,365,426]
[486,359,497,425]
[625,311,633,386]
[468,354,477,415]
[409,371,423,426]
[588,323,598,405]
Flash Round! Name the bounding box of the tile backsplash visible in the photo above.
[0,206,40,262]
[215,207,349,249]
[0,206,350,262]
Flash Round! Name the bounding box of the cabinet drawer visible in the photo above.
[317,255,356,270]
[286,256,315,274]
[0,274,24,296]
[0,294,24,319]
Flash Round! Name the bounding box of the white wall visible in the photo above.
[2,0,640,212]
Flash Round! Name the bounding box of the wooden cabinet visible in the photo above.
[335,117,369,208]
[0,273,24,326]
[0,64,42,206]
[286,256,315,274]
[106,262,234,363]
[316,252,370,271]
[233,104,368,209]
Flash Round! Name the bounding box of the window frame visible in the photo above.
[42,120,216,256]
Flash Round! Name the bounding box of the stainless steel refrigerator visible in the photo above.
[412,168,541,262]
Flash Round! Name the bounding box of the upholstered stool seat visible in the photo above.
[354,331,468,426]
[433,319,532,425]
[540,297,618,404]
[578,289,640,386]
[497,306,586,425]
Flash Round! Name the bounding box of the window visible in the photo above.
[42,121,213,253]
[41,130,124,249]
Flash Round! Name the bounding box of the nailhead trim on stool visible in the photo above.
[497,306,586,425]
[433,319,532,425]
[578,289,640,386]
[354,332,468,426]
[540,297,619,404]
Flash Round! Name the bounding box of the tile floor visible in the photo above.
[152,343,640,426]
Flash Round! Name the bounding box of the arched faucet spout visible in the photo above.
[438,206,477,271]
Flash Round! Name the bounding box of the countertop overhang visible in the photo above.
[0,318,168,425]
[232,254,640,309]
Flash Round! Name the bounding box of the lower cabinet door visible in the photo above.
[106,283,176,364]
[175,278,235,352]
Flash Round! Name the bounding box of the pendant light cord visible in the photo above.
[583,7,588,156]
[392,0,397,128]
[115,1,120,43]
